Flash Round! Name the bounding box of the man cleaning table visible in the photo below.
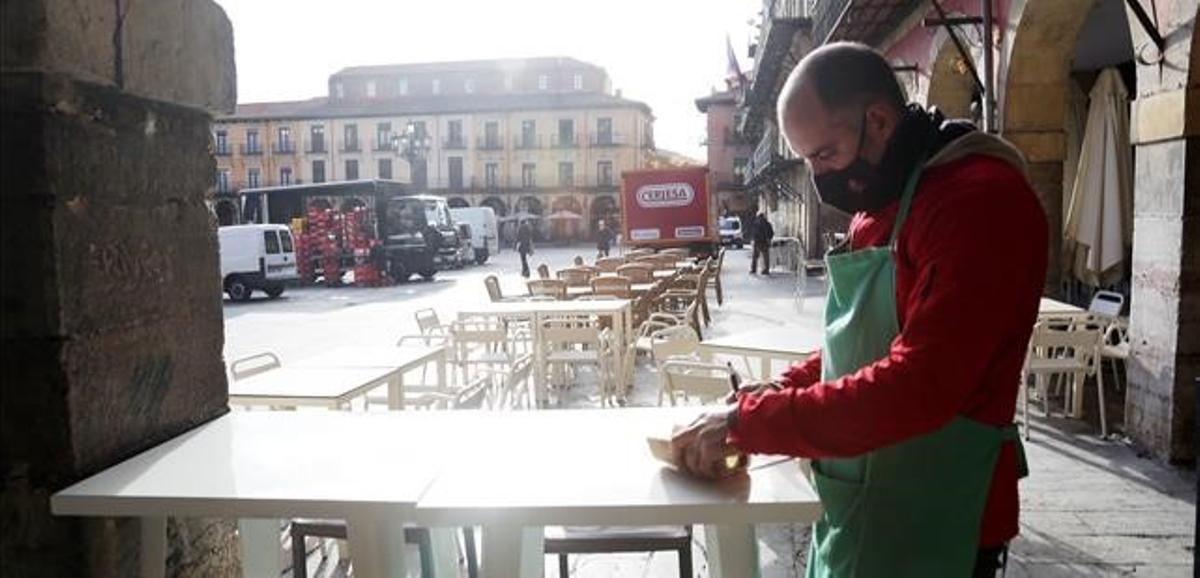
[671,42,1047,578]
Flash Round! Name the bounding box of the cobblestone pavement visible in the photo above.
[225,243,1195,577]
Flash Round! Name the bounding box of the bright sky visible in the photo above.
[213,0,761,161]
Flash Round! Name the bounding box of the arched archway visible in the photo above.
[515,196,543,216]
[448,197,469,208]
[214,200,238,226]
[548,196,583,241]
[590,195,619,233]
[926,30,979,120]
[480,196,507,217]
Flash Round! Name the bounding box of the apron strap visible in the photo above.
[888,154,927,248]
[1001,424,1030,479]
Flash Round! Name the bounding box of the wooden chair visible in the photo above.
[659,248,689,260]
[594,256,625,273]
[537,263,551,280]
[591,276,632,299]
[616,263,654,283]
[706,248,726,306]
[573,255,585,266]
[528,279,567,300]
[484,275,508,303]
[1021,322,1106,439]
[557,267,594,288]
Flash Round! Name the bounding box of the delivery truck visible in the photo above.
[620,167,717,256]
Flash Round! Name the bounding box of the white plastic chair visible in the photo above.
[1021,322,1106,439]
[660,360,735,406]
[414,308,451,336]
[1087,290,1125,318]
[648,325,701,405]
[229,352,281,381]
[540,315,615,405]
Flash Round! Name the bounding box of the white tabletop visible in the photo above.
[700,326,824,357]
[51,412,447,520]
[227,366,396,405]
[414,408,821,527]
[296,345,442,369]
[1039,297,1086,314]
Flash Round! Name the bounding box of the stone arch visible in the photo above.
[214,200,238,226]
[515,195,543,216]
[550,195,582,214]
[447,196,469,208]
[926,28,980,120]
[480,196,508,217]
[590,195,619,231]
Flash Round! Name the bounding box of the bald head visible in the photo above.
[777,42,907,173]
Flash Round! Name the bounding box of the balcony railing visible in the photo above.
[374,139,394,152]
[240,144,263,156]
[551,134,579,148]
[307,141,327,154]
[477,136,504,150]
[273,142,295,155]
[214,145,232,156]
[590,133,627,147]
[443,137,466,150]
[808,0,848,45]
[514,135,542,150]
[341,140,360,152]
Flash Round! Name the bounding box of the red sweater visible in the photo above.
[728,154,1047,547]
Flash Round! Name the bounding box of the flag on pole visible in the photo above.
[726,34,746,86]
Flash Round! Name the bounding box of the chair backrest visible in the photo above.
[1026,323,1103,371]
[536,263,551,280]
[660,248,689,260]
[617,263,654,283]
[575,294,619,301]
[450,318,510,354]
[661,360,734,405]
[557,267,594,287]
[1088,290,1125,318]
[397,334,449,347]
[230,352,281,381]
[541,316,608,350]
[414,308,443,334]
[484,275,503,302]
[527,279,567,299]
[649,324,700,362]
[591,275,632,298]
[594,257,625,272]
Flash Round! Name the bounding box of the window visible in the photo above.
[484,121,500,148]
[733,158,749,183]
[376,122,392,150]
[398,77,408,95]
[345,159,359,181]
[310,125,325,153]
[448,157,463,189]
[264,231,281,255]
[596,117,613,145]
[366,80,376,98]
[246,130,260,153]
[432,79,441,94]
[521,163,536,188]
[597,161,613,186]
[247,167,260,188]
[312,160,325,183]
[573,73,583,90]
[335,82,344,99]
[280,167,292,185]
[558,162,574,187]
[557,119,574,147]
[344,124,358,151]
[214,130,228,154]
[280,230,294,252]
[378,158,393,180]
[464,78,475,93]
[411,121,427,140]
[538,74,548,90]
[447,120,464,148]
[520,120,536,148]
[485,163,499,189]
[216,169,230,193]
[277,127,292,152]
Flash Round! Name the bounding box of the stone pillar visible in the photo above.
[1,1,237,576]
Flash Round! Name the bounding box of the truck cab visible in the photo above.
[218,224,299,301]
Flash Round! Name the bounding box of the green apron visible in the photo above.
[806,162,1027,578]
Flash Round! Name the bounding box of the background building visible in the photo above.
[695,89,755,219]
[213,57,655,241]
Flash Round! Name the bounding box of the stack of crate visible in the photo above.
[342,206,385,287]
[295,205,341,286]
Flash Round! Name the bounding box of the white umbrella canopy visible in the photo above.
[546,209,583,221]
[1064,68,1133,287]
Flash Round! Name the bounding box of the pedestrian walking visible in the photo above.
[750,212,774,274]
[671,42,1047,578]
[595,219,615,259]
[516,220,534,278]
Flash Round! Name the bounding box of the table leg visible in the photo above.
[530,314,547,407]
[480,524,543,578]
[389,370,405,411]
[703,523,759,578]
[140,516,165,578]
[345,515,410,578]
[760,355,770,382]
[238,519,281,578]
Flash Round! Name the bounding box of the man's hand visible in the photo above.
[670,408,745,480]
[724,379,784,404]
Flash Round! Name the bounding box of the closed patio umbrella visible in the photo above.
[1063,68,1133,287]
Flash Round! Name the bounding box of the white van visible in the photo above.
[449,207,499,264]
[218,224,299,301]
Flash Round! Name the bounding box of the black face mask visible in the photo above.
[811,112,879,214]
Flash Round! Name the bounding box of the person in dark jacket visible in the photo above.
[595,220,615,258]
[750,212,774,274]
[516,221,534,278]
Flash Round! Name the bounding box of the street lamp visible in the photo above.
[391,122,433,190]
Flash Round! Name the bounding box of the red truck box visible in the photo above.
[620,167,715,250]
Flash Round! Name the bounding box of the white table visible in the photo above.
[1039,297,1088,319]
[415,408,821,578]
[458,300,634,404]
[699,326,823,380]
[296,345,447,410]
[50,412,457,578]
[228,366,402,410]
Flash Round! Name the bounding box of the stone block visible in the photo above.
[1132,88,1197,145]
[1004,131,1066,163]
[121,0,237,114]
[1132,139,1190,215]
[0,0,117,87]
[1003,85,1068,132]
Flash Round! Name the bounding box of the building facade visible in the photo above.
[213,57,655,239]
[739,0,1198,463]
[695,90,755,217]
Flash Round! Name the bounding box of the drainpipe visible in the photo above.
[981,0,995,132]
